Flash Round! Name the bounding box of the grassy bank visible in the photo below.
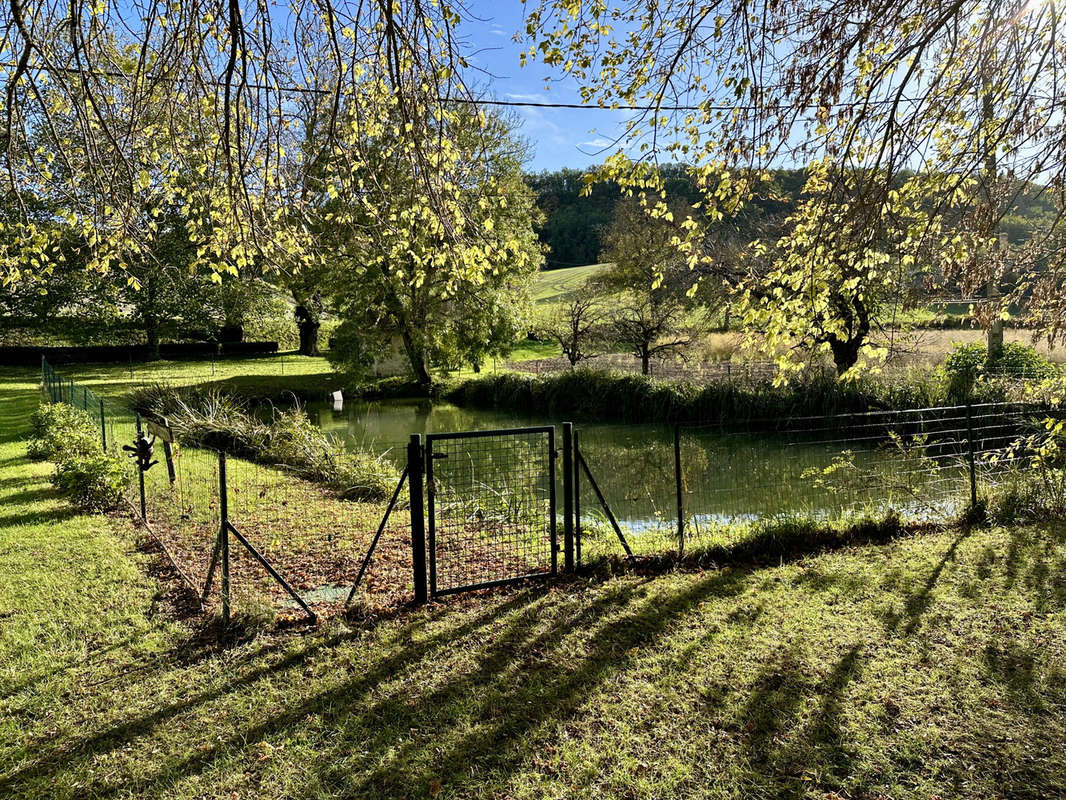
[3,367,1066,797]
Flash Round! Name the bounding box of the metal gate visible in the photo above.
[426,426,557,596]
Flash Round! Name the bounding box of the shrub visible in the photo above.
[28,403,102,461]
[940,341,1057,403]
[53,450,131,511]
[29,401,131,510]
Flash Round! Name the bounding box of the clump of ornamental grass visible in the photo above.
[135,386,398,502]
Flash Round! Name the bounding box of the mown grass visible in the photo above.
[3,365,1066,798]
[69,353,335,402]
[533,263,610,304]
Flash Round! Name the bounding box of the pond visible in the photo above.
[306,398,974,539]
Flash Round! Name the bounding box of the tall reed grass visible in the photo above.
[445,367,966,425]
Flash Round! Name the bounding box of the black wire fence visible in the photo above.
[39,358,1054,619]
[39,358,415,625]
[571,403,1042,560]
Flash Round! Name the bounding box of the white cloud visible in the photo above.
[581,137,613,148]
[505,92,549,102]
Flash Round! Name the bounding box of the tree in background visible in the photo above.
[523,0,1066,373]
[537,289,608,368]
[318,106,543,386]
[599,200,703,374]
[730,164,951,376]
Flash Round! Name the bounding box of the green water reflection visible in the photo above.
[306,399,971,535]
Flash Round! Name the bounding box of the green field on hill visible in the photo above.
[533,263,609,304]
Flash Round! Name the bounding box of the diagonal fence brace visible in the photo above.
[346,465,409,607]
[576,448,633,558]
[227,521,317,623]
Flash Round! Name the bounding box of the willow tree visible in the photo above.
[522,0,1066,375]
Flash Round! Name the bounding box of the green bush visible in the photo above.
[940,341,1057,403]
[28,403,103,461]
[995,341,1058,378]
[53,450,131,511]
[29,402,130,510]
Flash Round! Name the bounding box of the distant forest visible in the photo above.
[528,166,1061,270]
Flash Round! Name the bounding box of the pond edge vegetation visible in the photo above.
[130,385,399,502]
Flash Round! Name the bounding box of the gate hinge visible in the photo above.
[431,452,448,460]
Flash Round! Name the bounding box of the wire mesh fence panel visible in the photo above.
[572,425,679,560]
[223,456,414,616]
[677,403,1042,552]
[141,445,221,592]
[427,428,556,596]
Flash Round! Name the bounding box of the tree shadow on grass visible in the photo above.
[736,642,864,796]
[0,589,539,796]
[0,569,755,799]
[882,526,972,636]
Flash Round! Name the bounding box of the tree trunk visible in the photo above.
[220,323,244,343]
[827,293,871,376]
[641,345,650,375]
[828,312,870,375]
[294,305,320,356]
[829,335,864,375]
[145,315,160,361]
[400,328,432,388]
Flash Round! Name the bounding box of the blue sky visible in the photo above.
[456,4,630,173]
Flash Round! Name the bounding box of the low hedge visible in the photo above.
[28,403,130,511]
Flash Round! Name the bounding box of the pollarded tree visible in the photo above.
[731,163,958,376]
[522,0,1066,371]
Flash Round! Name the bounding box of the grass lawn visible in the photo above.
[4,365,1066,798]
[68,353,335,402]
[534,263,609,304]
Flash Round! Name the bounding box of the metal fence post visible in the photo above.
[562,422,574,572]
[408,434,428,604]
[965,402,978,508]
[99,399,107,451]
[219,451,231,627]
[674,423,685,557]
[574,429,582,567]
[135,413,147,521]
[82,386,87,411]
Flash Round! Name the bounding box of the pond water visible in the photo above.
[306,398,971,536]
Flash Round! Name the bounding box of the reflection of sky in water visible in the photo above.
[306,399,984,531]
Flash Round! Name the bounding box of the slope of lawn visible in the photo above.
[2,364,1066,799]
[534,263,609,304]
[68,353,335,402]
